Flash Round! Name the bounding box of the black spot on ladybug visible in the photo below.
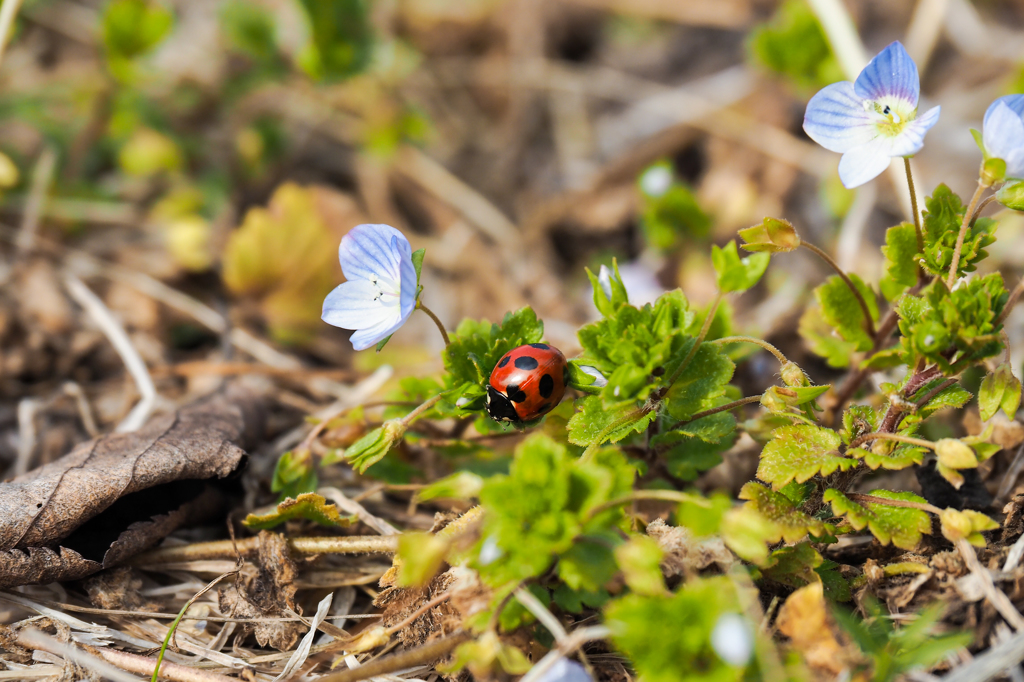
[486,385,520,422]
[498,355,510,368]
[539,373,554,398]
[505,384,528,403]
[514,355,539,370]
[529,343,550,349]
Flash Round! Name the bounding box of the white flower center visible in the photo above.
[369,272,401,305]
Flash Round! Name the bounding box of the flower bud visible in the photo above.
[981,157,1006,186]
[935,438,978,469]
[780,361,808,387]
[738,217,801,253]
[912,321,949,355]
[997,180,1024,211]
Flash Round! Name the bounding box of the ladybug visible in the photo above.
[486,343,569,423]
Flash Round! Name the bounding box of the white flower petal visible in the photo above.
[854,41,920,107]
[338,223,408,282]
[532,659,592,682]
[1006,147,1024,179]
[984,94,1024,131]
[887,105,941,157]
[597,265,613,300]
[322,280,397,330]
[983,100,1024,168]
[803,81,877,153]
[349,312,407,351]
[838,142,893,188]
[396,235,418,320]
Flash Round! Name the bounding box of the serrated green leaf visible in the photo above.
[243,493,356,529]
[663,342,735,420]
[711,240,769,293]
[920,184,996,279]
[757,425,855,488]
[824,489,931,550]
[761,542,822,589]
[722,482,825,565]
[672,411,737,443]
[799,304,858,368]
[849,445,926,471]
[881,222,919,301]
[567,396,655,446]
[815,273,879,351]
[443,307,544,387]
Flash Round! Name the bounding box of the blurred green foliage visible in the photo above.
[748,0,843,91]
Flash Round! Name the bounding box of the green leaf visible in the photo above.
[397,532,449,587]
[443,307,544,388]
[374,334,394,352]
[676,491,732,537]
[798,305,858,368]
[296,0,373,82]
[815,273,879,351]
[567,397,655,446]
[738,217,801,253]
[711,240,770,293]
[980,363,1021,421]
[641,183,711,251]
[920,184,996,279]
[342,420,406,473]
[761,542,823,589]
[757,425,855,488]
[271,449,318,498]
[760,384,829,413]
[849,445,926,471]
[880,222,919,301]
[722,482,824,564]
[243,493,355,530]
[614,536,666,596]
[824,489,932,550]
[102,0,173,62]
[587,260,630,319]
[418,471,485,501]
[221,1,277,62]
[411,248,426,286]
[663,342,735,420]
[748,0,843,90]
[653,424,736,482]
[605,577,746,682]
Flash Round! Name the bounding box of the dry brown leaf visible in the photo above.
[0,382,265,588]
[776,582,848,676]
[645,518,734,576]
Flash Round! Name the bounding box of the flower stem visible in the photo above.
[666,292,723,389]
[846,431,936,451]
[711,336,788,365]
[845,492,942,515]
[972,194,998,224]
[904,158,924,255]
[800,241,876,337]
[665,395,763,432]
[417,302,450,347]
[401,393,445,427]
[585,489,710,520]
[946,179,989,290]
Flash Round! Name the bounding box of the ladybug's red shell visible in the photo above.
[486,344,568,422]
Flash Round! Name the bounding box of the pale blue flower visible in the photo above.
[711,613,754,667]
[983,95,1024,178]
[322,223,417,351]
[803,41,940,188]
[530,658,592,682]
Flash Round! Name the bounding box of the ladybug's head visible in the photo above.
[485,385,520,422]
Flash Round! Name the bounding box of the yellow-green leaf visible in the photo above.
[243,493,355,530]
[823,489,931,550]
[757,425,856,488]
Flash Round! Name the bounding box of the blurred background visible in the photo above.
[3,0,1024,474]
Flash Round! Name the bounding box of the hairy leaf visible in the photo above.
[815,273,879,351]
[824,489,931,550]
[243,493,355,530]
[757,425,855,488]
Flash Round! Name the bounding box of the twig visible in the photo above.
[995,279,1024,328]
[664,395,763,431]
[274,593,333,682]
[515,587,567,641]
[846,432,936,452]
[384,591,451,637]
[519,626,612,682]
[318,487,400,536]
[62,381,99,437]
[801,240,876,337]
[93,647,241,682]
[998,443,1024,504]
[13,397,39,477]
[313,631,471,682]
[914,377,960,409]
[586,489,710,520]
[956,538,1024,631]
[65,274,157,432]
[131,535,398,564]
[947,181,989,290]
[16,628,144,682]
[941,625,1024,682]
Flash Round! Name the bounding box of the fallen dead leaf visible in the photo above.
[0,382,265,588]
[776,582,849,676]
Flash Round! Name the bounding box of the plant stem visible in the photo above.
[995,279,1024,328]
[904,158,924,254]
[587,489,711,520]
[946,181,989,290]
[579,406,653,463]
[666,292,723,389]
[401,393,445,427]
[417,302,450,347]
[846,431,936,452]
[801,240,876,337]
[914,377,959,409]
[972,194,998,224]
[711,336,788,365]
[665,395,763,432]
[846,492,942,515]
[131,535,399,564]
[315,631,472,682]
